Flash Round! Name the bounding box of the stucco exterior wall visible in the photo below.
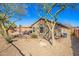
[16,27,32,32]
[32,19,71,38]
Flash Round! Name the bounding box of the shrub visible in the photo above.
[31,34,38,38]
[5,36,13,43]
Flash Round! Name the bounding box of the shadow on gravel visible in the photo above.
[71,36,79,56]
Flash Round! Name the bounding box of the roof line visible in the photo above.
[31,18,70,29]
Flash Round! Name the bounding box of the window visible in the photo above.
[61,29,67,38]
[54,26,62,37]
[32,27,35,32]
[62,33,67,38]
[39,25,45,33]
[54,25,60,30]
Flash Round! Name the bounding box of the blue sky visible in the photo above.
[12,3,79,27]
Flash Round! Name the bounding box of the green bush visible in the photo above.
[5,36,13,43]
[31,34,38,38]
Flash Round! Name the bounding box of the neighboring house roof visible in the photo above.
[7,26,15,31]
[73,27,79,30]
[31,18,70,29]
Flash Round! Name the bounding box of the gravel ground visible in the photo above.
[12,37,73,56]
[0,37,21,56]
[0,36,79,56]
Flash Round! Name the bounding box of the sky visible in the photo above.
[10,3,79,27]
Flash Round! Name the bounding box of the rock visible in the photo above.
[39,41,47,47]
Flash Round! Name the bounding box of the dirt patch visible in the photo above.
[13,37,73,56]
[0,35,74,56]
[0,37,21,56]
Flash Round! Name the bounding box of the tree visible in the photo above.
[35,3,66,45]
[36,3,79,46]
[0,3,26,56]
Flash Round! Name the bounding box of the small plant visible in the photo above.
[5,36,13,43]
[31,34,38,38]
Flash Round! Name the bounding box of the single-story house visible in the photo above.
[31,18,71,39]
[8,18,71,41]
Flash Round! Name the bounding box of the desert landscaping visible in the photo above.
[0,3,79,56]
[0,32,79,56]
[0,18,79,56]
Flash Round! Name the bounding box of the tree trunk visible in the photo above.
[0,22,25,56]
[51,22,56,46]
[51,25,55,46]
[11,43,25,56]
[0,22,8,38]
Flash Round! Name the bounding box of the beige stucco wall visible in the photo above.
[32,20,71,38]
[32,20,50,35]
[32,19,72,45]
[16,27,32,32]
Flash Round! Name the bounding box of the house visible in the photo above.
[8,18,71,41]
[26,18,72,44]
[31,18,71,39]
